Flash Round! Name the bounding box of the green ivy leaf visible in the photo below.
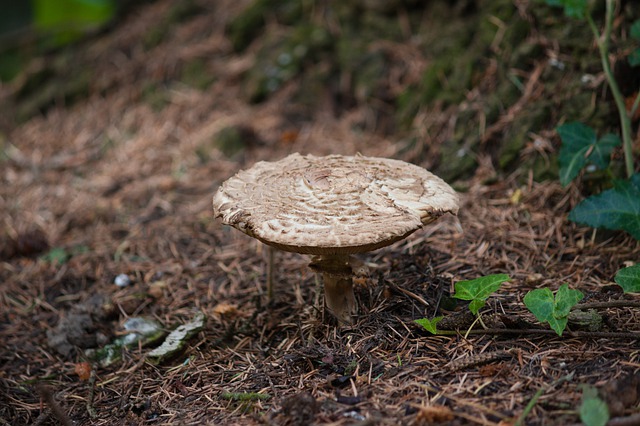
[414,317,443,334]
[557,123,620,186]
[588,133,620,170]
[453,274,509,301]
[547,316,569,336]
[523,288,555,323]
[614,264,640,293]
[468,300,486,315]
[631,20,640,40]
[629,49,640,67]
[568,175,640,240]
[524,284,584,336]
[554,284,585,318]
[545,0,588,19]
[630,21,640,66]
[580,387,610,426]
[453,274,509,315]
[557,123,595,186]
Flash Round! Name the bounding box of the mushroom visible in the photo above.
[213,153,459,324]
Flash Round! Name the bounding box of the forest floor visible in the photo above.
[1,0,639,425]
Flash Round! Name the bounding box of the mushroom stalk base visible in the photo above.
[322,272,356,324]
[311,255,357,324]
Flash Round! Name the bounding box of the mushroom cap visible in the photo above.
[213,153,459,255]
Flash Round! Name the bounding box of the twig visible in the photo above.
[515,372,575,426]
[607,413,640,426]
[387,283,430,307]
[573,300,640,310]
[86,368,97,418]
[30,409,50,426]
[433,328,640,339]
[565,413,640,426]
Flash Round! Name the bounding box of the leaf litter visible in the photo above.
[1,0,640,425]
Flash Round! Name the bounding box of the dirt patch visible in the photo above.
[1,0,639,425]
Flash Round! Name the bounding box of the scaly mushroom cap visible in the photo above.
[213,153,459,255]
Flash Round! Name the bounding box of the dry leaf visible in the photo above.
[74,362,92,381]
[415,405,454,424]
[212,302,238,318]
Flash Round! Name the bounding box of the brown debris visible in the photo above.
[278,392,319,426]
[1,0,639,425]
[447,351,513,373]
[413,405,455,425]
[600,373,640,416]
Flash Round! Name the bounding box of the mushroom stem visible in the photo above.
[311,255,357,324]
[322,272,356,324]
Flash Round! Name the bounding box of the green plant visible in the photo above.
[579,386,609,426]
[414,316,443,334]
[39,245,89,265]
[549,0,640,239]
[415,274,510,334]
[33,0,115,47]
[614,264,640,293]
[524,283,584,336]
[452,274,510,314]
[414,271,636,336]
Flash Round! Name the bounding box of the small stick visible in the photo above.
[31,409,49,426]
[86,368,97,418]
[605,413,640,426]
[432,328,640,339]
[572,300,640,310]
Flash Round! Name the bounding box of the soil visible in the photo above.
[1,1,639,425]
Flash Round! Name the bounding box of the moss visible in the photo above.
[421,60,451,105]
[227,0,305,51]
[180,58,215,90]
[352,50,388,103]
[143,0,205,50]
[211,126,247,159]
[141,82,170,112]
[358,10,404,40]
[394,86,420,130]
[560,91,598,123]
[242,24,331,102]
[142,26,166,50]
[511,41,546,70]
[197,125,259,161]
[0,133,6,163]
[293,64,333,114]
[498,102,551,170]
[531,153,559,182]
[0,48,27,82]
[437,134,478,182]
[15,61,91,122]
